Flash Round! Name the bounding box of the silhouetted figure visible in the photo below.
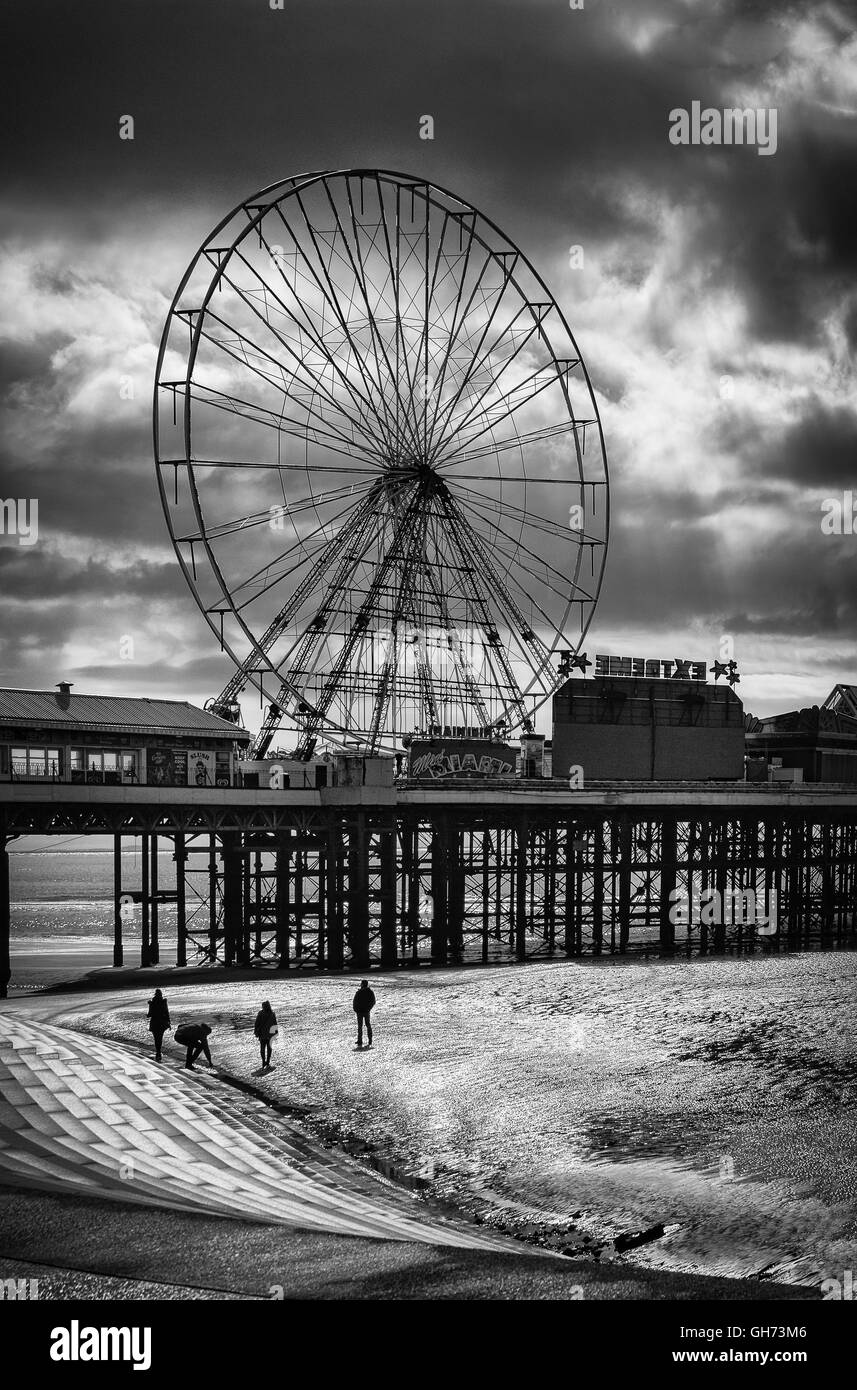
[353,979,376,1048]
[175,1021,213,1069]
[146,989,171,1061]
[254,1000,278,1068]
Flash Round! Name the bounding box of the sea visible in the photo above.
[8,836,180,987]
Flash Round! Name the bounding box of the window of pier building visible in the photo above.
[70,747,139,785]
[10,745,62,779]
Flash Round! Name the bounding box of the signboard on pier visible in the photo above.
[595,655,708,680]
[408,738,517,779]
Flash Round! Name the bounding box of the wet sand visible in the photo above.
[8,937,178,992]
[46,951,857,1291]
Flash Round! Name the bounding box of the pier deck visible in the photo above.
[2,780,856,994]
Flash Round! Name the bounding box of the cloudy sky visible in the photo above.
[2,0,856,725]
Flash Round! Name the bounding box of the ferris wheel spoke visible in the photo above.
[195,288,391,466]
[187,315,390,468]
[269,504,390,683]
[448,477,602,545]
[226,248,397,460]
[370,176,411,455]
[201,477,375,545]
[432,358,577,466]
[188,458,380,475]
[437,485,556,672]
[328,178,409,448]
[277,195,400,456]
[228,247,394,461]
[384,178,424,456]
[383,179,456,458]
[453,514,577,636]
[436,419,590,470]
[420,210,480,446]
[420,557,493,726]
[417,197,441,458]
[256,205,397,440]
[367,507,435,744]
[375,181,468,461]
[180,377,388,473]
[430,311,575,461]
[219,486,388,701]
[424,490,532,718]
[430,302,537,452]
[420,207,485,461]
[451,488,598,603]
[290,482,432,754]
[424,247,516,452]
[228,481,382,611]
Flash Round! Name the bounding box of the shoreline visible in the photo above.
[0,990,812,1301]
[16,952,852,1292]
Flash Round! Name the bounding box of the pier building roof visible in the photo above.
[0,688,251,742]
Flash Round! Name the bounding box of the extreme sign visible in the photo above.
[595,655,708,680]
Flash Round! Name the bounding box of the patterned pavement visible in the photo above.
[0,1011,517,1252]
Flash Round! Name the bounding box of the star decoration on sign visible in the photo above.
[710,659,740,685]
[557,649,591,678]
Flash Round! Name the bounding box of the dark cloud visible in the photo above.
[760,401,857,488]
[0,548,179,602]
[1,0,856,715]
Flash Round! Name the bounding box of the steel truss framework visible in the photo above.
[2,804,855,991]
[154,169,609,757]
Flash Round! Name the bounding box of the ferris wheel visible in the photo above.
[154,169,609,756]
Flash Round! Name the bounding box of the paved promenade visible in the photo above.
[0,1009,513,1251]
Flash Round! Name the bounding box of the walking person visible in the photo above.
[254,1000,278,1069]
[353,979,376,1049]
[146,988,171,1061]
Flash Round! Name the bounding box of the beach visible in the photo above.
[49,950,856,1291]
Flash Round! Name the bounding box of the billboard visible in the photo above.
[408,739,517,779]
[188,749,217,786]
[147,748,180,786]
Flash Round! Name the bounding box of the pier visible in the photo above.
[2,779,856,995]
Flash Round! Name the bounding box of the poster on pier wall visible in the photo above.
[147,748,176,786]
[408,739,517,779]
[188,749,217,786]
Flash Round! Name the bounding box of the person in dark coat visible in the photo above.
[183,1022,213,1070]
[352,980,376,1048]
[254,1000,278,1068]
[146,989,171,1061]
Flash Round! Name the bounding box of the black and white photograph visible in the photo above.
[1,0,855,1364]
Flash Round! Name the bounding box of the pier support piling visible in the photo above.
[0,835,10,999]
[112,832,124,967]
